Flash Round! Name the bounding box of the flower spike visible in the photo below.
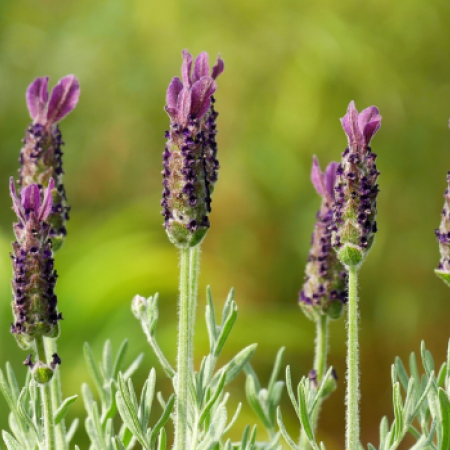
[162,50,223,247]
[333,101,381,267]
[20,75,80,250]
[300,157,347,321]
[9,178,62,351]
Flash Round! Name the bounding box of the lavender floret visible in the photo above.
[20,75,80,251]
[162,50,224,248]
[10,178,62,351]
[300,157,348,321]
[332,101,382,267]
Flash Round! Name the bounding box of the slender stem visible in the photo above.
[174,248,190,450]
[44,338,67,450]
[299,314,329,450]
[188,245,200,372]
[36,337,56,450]
[313,314,328,381]
[346,266,360,450]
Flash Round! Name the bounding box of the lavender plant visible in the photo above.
[3,52,450,450]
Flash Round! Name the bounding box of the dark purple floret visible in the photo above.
[299,157,348,322]
[20,75,80,251]
[162,50,224,248]
[10,178,62,351]
[332,101,381,267]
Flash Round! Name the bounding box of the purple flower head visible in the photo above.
[20,75,80,251]
[162,50,224,248]
[165,50,223,126]
[340,101,381,152]
[9,179,62,352]
[300,159,347,321]
[332,101,382,268]
[27,75,80,127]
[435,169,450,286]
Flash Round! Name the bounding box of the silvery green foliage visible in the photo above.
[82,339,171,450]
[277,366,336,450]
[0,362,78,450]
[244,348,285,440]
[369,340,450,450]
[133,286,282,450]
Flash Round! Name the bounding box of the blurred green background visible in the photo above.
[0,0,449,448]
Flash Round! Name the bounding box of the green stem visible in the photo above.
[346,266,360,450]
[44,338,67,450]
[299,314,329,450]
[174,248,190,450]
[188,245,200,373]
[36,337,56,450]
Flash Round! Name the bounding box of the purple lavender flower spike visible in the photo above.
[300,157,347,321]
[20,75,80,251]
[333,101,382,267]
[435,169,450,286]
[162,50,224,248]
[9,178,61,352]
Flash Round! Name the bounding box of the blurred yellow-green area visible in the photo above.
[0,0,450,448]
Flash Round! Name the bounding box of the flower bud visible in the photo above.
[299,157,348,321]
[332,101,382,267]
[20,76,80,250]
[162,50,224,248]
[10,178,62,350]
[435,171,450,286]
[132,294,148,319]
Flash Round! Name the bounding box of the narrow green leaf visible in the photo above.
[2,431,22,450]
[82,383,95,414]
[309,367,334,416]
[157,428,167,450]
[199,370,227,427]
[54,394,78,424]
[268,380,284,424]
[394,357,409,392]
[223,402,242,435]
[5,363,20,403]
[116,374,148,449]
[439,388,450,450]
[17,386,38,436]
[138,381,150,433]
[268,347,285,395]
[379,415,388,446]
[102,340,113,380]
[392,382,404,439]
[84,342,106,403]
[439,363,448,388]
[285,366,300,419]
[221,288,235,327]
[241,424,250,448]
[298,383,317,448]
[141,369,156,430]
[409,352,419,386]
[66,418,79,445]
[249,425,257,446]
[446,338,450,393]
[276,408,299,450]
[223,344,257,384]
[205,286,217,352]
[420,341,434,377]
[245,374,271,429]
[214,302,237,357]
[367,443,377,450]
[123,354,144,380]
[113,340,129,379]
[112,437,127,450]
[0,369,16,414]
[150,394,174,448]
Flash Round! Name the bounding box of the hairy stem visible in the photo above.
[346,265,359,450]
[299,314,329,450]
[36,337,56,450]
[174,248,190,450]
[44,338,67,450]
[188,245,200,372]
